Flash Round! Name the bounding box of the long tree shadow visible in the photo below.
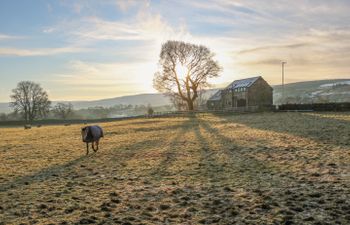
[0,137,164,193]
[147,117,196,179]
[187,116,308,224]
[195,115,350,224]
[0,155,87,192]
[194,116,291,189]
[218,112,350,148]
[192,118,230,185]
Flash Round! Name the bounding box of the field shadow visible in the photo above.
[121,119,164,126]
[133,123,189,133]
[147,118,195,178]
[0,137,165,193]
[217,112,350,147]
[191,118,230,185]
[196,114,350,224]
[198,116,290,187]
[0,155,87,192]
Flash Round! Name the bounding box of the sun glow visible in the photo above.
[175,64,189,80]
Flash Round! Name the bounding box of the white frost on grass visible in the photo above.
[319,81,350,88]
[310,90,323,96]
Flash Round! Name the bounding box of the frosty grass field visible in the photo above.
[0,112,349,225]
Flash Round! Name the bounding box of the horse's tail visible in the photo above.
[100,127,104,138]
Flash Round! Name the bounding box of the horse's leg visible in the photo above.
[86,142,89,155]
[92,141,97,152]
[95,140,99,151]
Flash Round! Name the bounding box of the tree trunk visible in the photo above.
[187,100,194,111]
[24,111,29,123]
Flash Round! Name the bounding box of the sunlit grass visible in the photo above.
[0,113,349,224]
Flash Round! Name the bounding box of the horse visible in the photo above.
[81,125,104,155]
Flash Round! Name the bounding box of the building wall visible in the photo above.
[247,77,273,106]
[232,90,248,107]
[222,90,233,109]
[207,100,222,110]
[207,76,273,110]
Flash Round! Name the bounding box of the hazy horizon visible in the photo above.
[0,77,349,104]
[1,0,349,102]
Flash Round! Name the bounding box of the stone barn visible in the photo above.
[207,76,273,110]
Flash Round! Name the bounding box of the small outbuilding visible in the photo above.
[207,76,273,110]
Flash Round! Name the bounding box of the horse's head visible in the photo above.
[81,126,89,142]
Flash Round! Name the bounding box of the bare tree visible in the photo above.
[147,104,154,116]
[0,113,7,121]
[53,103,74,120]
[153,40,221,111]
[194,88,208,110]
[10,81,51,123]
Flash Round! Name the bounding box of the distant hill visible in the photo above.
[1,79,348,113]
[0,93,172,113]
[0,91,218,113]
[66,93,172,109]
[0,102,10,113]
[273,79,350,104]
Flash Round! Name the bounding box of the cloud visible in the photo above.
[233,27,350,59]
[47,3,53,13]
[2,0,349,101]
[59,0,85,14]
[243,58,283,66]
[0,47,89,56]
[51,60,157,100]
[188,0,289,27]
[53,60,155,86]
[189,0,350,36]
[65,13,190,44]
[238,43,311,55]
[45,9,192,69]
[70,18,143,41]
[43,27,55,33]
[0,34,23,41]
[116,0,149,12]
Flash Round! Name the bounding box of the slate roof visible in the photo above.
[208,76,261,101]
[226,76,260,89]
[208,90,222,101]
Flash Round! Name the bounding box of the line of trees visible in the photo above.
[52,103,74,120]
[72,104,170,119]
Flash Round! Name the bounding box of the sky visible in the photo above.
[0,0,349,102]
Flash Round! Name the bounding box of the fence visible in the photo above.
[1,103,349,127]
[0,115,146,127]
[148,106,263,118]
[278,102,350,112]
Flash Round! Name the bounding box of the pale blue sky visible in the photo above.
[0,0,349,101]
